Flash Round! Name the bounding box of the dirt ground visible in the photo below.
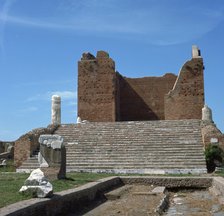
[83,185,164,216]
[68,185,224,216]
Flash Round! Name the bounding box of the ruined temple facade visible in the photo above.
[78,46,204,122]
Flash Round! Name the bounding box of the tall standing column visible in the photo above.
[51,95,61,125]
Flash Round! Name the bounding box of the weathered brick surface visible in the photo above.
[201,121,224,149]
[78,51,117,121]
[164,58,204,120]
[119,73,177,121]
[78,50,204,122]
[14,125,58,167]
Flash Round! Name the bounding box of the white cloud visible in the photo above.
[27,91,76,102]
[51,91,76,100]
[0,0,17,56]
[1,0,224,45]
[19,106,38,113]
[18,79,74,87]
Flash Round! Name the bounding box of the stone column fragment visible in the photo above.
[51,95,61,125]
[202,104,213,122]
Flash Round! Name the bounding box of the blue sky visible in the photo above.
[0,0,224,141]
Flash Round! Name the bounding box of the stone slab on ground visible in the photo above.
[152,186,166,194]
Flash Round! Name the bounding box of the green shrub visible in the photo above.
[204,144,224,172]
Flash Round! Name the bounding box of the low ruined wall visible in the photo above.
[14,125,59,167]
[0,176,122,216]
[201,121,224,149]
[0,142,14,154]
[0,142,14,159]
[120,176,212,188]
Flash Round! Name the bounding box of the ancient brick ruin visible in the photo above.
[78,46,204,122]
[13,46,224,175]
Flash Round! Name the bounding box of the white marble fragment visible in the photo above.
[19,168,53,198]
[51,95,61,125]
[38,152,49,168]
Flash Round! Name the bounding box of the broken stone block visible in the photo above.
[38,134,66,179]
[152,186,166,194]
[19,168,53,198]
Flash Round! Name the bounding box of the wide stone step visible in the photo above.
[66,165,206,170]
[65,146,204,151]
[66,156,205,161]
[66,154,206,158]
[66,150,205,155]
[66,154,205,159]
[53,120,207,174]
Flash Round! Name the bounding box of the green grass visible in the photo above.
[0,172,31,208]
[51,172,114,192]
[0,172,114,208]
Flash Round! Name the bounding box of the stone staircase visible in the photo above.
[58,119,206,174]
[16,120,207,174]
[16,156,40,173]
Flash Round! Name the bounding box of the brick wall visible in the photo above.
[78,51,117,121]
[77,49,204,122]
[201,121,224,149]
[14,125,58,167]
[164,57,204,120]
[118,73,177,121]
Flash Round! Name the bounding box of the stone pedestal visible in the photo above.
[38,135,66,179]
[51,95,61,125]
